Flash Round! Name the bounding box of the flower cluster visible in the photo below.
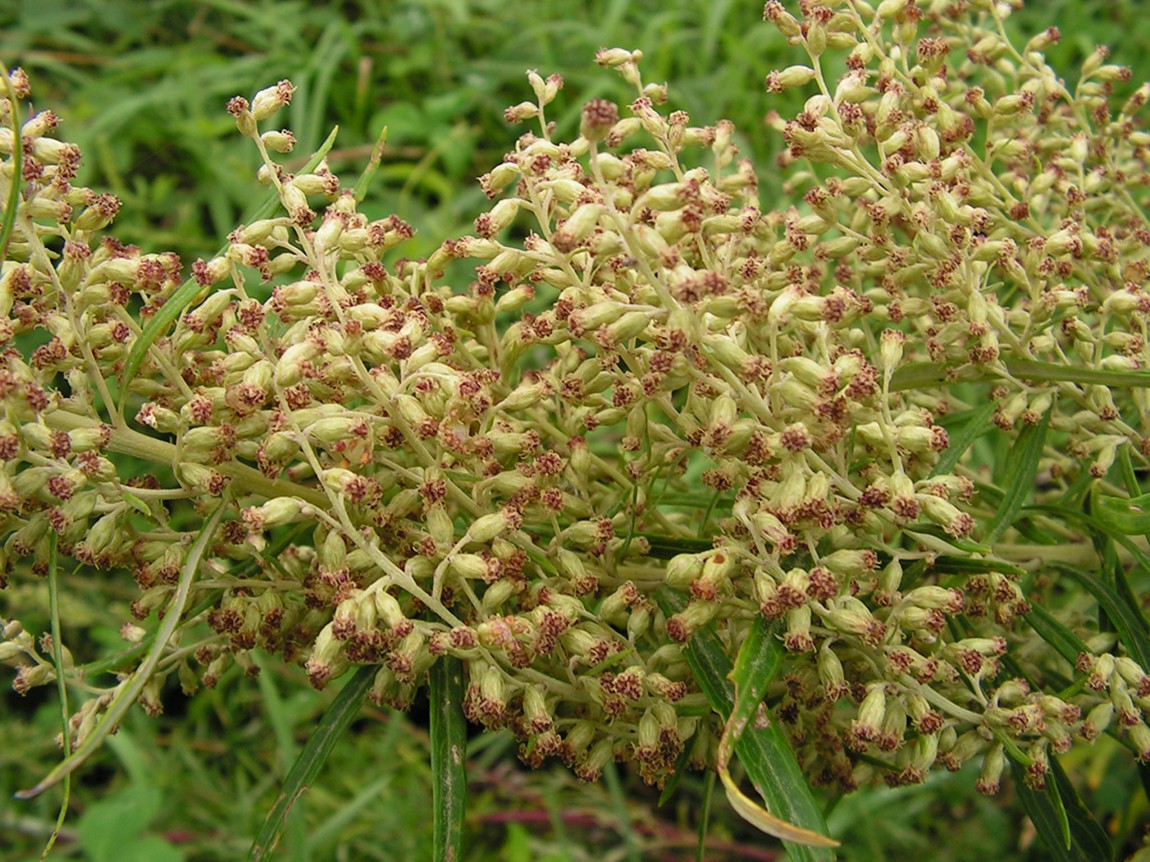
[3,0,1150,813]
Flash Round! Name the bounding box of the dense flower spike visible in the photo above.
[4,0,1150,813]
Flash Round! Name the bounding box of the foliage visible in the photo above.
[4,0,1150,859]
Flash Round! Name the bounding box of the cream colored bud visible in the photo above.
[450,554,489,580]
[467,511,512,544]
[562,203,605,241]
[485,198,521,235]
[857,683,887,729]
[835,72,874,103]
[246,497,304,530]
[638,183,688,212]
[251,80,295,121]
[482,162,520,197]
[260,129,296,152]
[595,48,638,67]
[773,65,816,91]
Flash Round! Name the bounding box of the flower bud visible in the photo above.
[976,743,1004,794]
[580,99,619,143]
[467,510,515,544]
[251,80,295,122]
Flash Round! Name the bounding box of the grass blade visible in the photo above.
[430,656,467,862]
[248,665,375,862]
[117,126,340,408]
[654,589,837,858]
[984,406,1051,544]
[1010,756,1112,862]
[17,502,227,799]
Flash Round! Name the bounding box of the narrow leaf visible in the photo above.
[1025,604,1091,667]
[247,665,374,862]
[0,78,22,260]
[1117,446,1141,498]
[118,127,340,405]
[353,125,389,203]
[730,618,783,714]
[17,502,227,798]
[984,406,1051,544]
[931,556,1026,576]
[696,770,716,862]
[1003,358,1150,388]
[889,359,1150,393]
[1093,491,1150,536]
[121,491,151,518]
[1029,504,1150,668]
[1055,563,1150,671]
[654,589,837,858]
[657,744,693,806]
[932,401,997,477]
[906,525,992,555]
[430,656,467,862]
[1011,757,1112,862]
[642,534,717,558]
[41,533,72,861]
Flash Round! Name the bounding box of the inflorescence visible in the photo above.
[3,0,1150,805]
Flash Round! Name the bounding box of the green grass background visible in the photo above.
[3,1,1150,859]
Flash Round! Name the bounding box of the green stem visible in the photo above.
[40,533,72,861]
[430,656,467,862]
[43,407,329,507]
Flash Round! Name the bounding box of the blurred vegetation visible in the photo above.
[3,0,1150,859]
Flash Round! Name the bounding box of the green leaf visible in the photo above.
[247,665,375,862]
[1054,563,1150,671]
[430,656,467,862]
[1093,491,1150,535]
[1029,504,1150,669]
[697,770,717,862]
[654,589,837,859]
[906,524,993,555]
[44,532,72,861]
[728,617,784,735]
[122,490,152,518]
[932,401,997,477]
[931,556,1026,576]
[890,360,1150,392]
[117,127,339,407]
[0,76,22,261]
[353,125,389,203]
[1003,358,1150,389]
[1011,757,1112,862]
[641,534,717,558]
[984,406,1051,544]
[1025,603,1091,667]
[17,502,227,799]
